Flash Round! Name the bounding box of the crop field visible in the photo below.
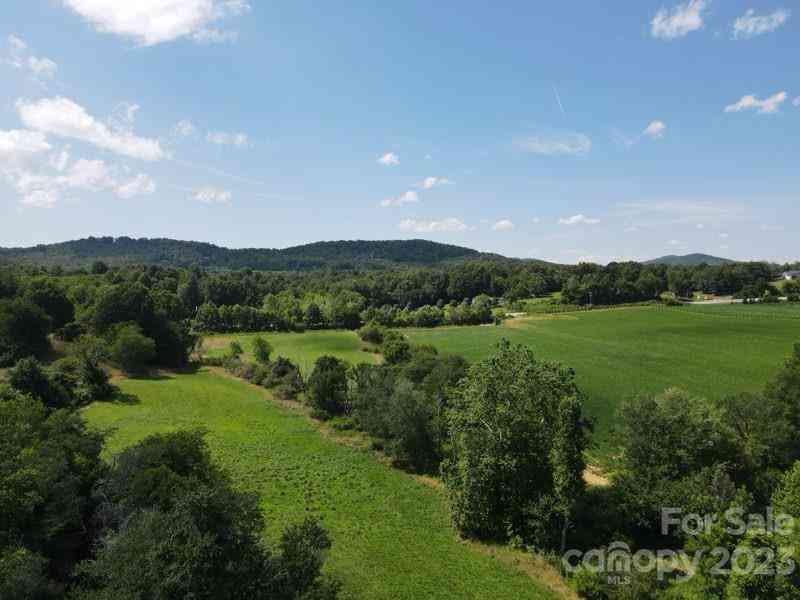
[83,370,563,600]
[201,330,380,374]
[406,304,800,460]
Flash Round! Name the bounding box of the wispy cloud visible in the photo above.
[419,176,452,190]
[616,201,745,228]
[558,214,600,226]
[173,120,196,137]
[207,131,249,146]
[398,218,469,233]
[516,133,591,156]
[380,190,419,208]
[732,9,791,39]
[193,186,232,204]
[3,35,58,85]
[725,92,787,114]
[651,0,707,40]
[377,152,399,166]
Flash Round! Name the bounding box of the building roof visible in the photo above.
[783,271,800,277]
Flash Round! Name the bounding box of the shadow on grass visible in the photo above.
[108,390,141,405]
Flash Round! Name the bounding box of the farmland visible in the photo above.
[405,304,800,460]
[201,330,380,374]
[83,370,563,600]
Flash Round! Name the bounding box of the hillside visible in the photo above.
[0,237,490,270]
[644,253,733,266]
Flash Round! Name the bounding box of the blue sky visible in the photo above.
[1,1,798,263]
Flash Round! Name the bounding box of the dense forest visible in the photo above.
[0,237,492,270]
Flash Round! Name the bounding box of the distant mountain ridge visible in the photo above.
[644,253,734,266]
[0,236,493,270]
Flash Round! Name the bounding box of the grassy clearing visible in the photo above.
[201,330,380,374]
[405,304,800,461]
[83,370,564,600]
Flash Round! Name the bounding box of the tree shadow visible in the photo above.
[109,390,140,405]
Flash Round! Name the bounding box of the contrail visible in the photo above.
[552,84,566,116]
[172,157,268,187]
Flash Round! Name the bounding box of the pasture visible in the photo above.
[406,304,800,460]
[83,370,564,600]
[201,330,380,374]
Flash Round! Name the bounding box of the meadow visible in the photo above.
[83,370,565,600]
[406,304,800,460]
[201,330,380,374]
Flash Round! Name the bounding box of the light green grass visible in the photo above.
[83,370,560,600]
[202,330,380,374]
[405,304,800,461]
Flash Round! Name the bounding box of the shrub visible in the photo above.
[381,332,411,365]
[252,336,273,364]
[8,357,74,410]
[307,356,349,418]
[110,324,156,374]
[357,322,385,345]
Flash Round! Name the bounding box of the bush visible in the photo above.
[260,357,304,399]
[357,322,385,345]
[252,336,273,364]
[8,357,74,410]
[110,324,156,374]
[55,321,85,342]
[307,356,349,418]
[381,332,411,365]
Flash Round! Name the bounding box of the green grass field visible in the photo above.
[201,330,380,374]
[83,370,562,600]
[405,304,800,460]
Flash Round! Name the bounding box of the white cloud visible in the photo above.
[207,131,249,146]
[651,0,707,40]
[732,9,791,39]
[5,157,156,208]
[380,190,419,208]
[49,148,71,172]
[377,152,399,166]
[0,130,52,161]
[531,217,541,224]
[558,214,600,226]
[725,92,787,114]
[643,120,667,139]
[61,0,251,46]
[173,119,196,137]
[116,173,156,199]
[192,28,239,44]
[17,97,166,161]
[719,232,729,239]
[793,97,800,108]
[193,186,232,204]
[3,35,58,82]
[492,219,515,231]
[419,176,452,190]
[516,133,591,156]
[398,218,469,233]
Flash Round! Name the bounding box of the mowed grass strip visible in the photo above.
[405,305,800,461]
[202,330,380,374]
[83,370,561,600]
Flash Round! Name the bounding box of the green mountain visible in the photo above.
[0,237,490,270]
[644,253,734,266]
